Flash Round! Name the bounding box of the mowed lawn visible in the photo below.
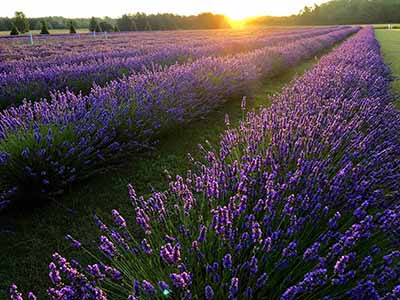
[375,29,400,108]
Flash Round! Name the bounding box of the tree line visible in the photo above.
[0,12,230,34]
[246,0,400,26]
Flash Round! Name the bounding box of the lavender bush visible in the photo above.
[0,28,312,61]
[0,27,357,207]
[0,27,346,108]
[9,27,400,299]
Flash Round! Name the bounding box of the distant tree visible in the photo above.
[116,14,138,31]
[14,11,29,33]
[113,24,120,32]
[69,21,76,34]
[246,0,400,26]
[40,20,50,34]
[99,21,113,32]
[144,20,152,31]
[10,23,19,35]
[95,22,102,32]
[131,20,138,31]
[89,17,97,32]
[133,13,147,30]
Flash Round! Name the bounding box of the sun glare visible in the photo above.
[222,4,260,21]
[220,1,325,22]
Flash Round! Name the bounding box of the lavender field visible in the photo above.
[1,24,399,300]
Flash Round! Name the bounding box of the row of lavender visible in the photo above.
[0,27,345,108]
[0,28,302,62]
[0,27,358,208]
[9,27,400,300]
[0,27,339,73]
[0,27,358,206]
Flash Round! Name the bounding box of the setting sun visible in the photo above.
[219,3,267,20]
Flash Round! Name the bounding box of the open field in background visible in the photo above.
[0,24,398,36]
[0,28,89,35]
[375,29,400,109]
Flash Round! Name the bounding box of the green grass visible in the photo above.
[372,24,400,29]
[375,29,400,108]
[0,29,89,36]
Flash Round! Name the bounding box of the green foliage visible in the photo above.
[115,12,230,32]
[13,11,29,33]
[113,24,120,32]
[89,16,98,32]
[116,14,137,31]
[0,12,231,32]
[99,21,113,32]
[95,22,102,32]
[10,23,19,35]
[247,0,400,26]
[144,20,152,31]
[39,20,49,34]
[69,21,76,34]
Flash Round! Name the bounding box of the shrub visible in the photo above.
[69,21,76,34]
[95,23,102,33]
[10,24,19,35]
[89,17,97,32]
[40,20,50,34]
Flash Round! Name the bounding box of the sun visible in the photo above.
[221,4,262,29]
[223,5,257,21]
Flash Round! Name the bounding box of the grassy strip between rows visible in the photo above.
[0,40,343,298]
[375,29,400,108]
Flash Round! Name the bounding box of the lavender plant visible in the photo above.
[9,27,400,299]
[0,27,347,108]
[0,27,358,207]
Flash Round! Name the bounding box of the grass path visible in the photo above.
[0,42,343,297]
[375,29,400,108]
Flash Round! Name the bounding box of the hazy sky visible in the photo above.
[2,0,329,19]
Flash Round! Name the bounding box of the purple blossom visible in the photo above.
[160,242,181,264]
[111,209,126,228]
[205,285,214,300]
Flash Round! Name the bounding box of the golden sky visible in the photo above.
[3,0,329,19]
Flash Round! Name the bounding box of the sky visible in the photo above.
[2,0,329,20]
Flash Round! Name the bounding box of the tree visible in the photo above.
[117,14,136,31]
[40,20,50,34]
[89,17,97,32]
[69,21,76,34]
[113,25,120,32]
[95,22,102,32]
[99,21,113,32]
[10,23,19,35]
[13,11,29,33]
[133,13,147,30]
[246,0,400,26]
[144,20,152,31]
[131,20,137,31]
